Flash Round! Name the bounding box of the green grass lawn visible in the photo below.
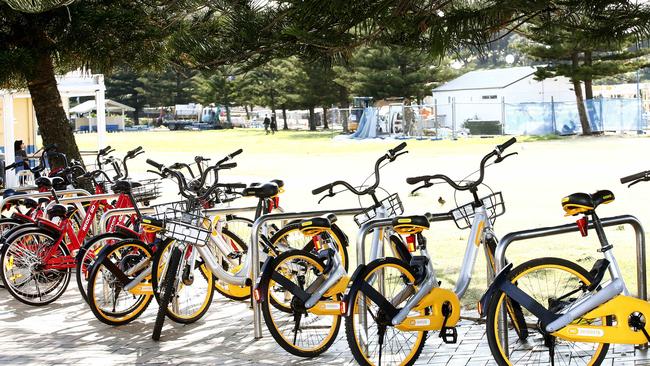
[75,129,650,307]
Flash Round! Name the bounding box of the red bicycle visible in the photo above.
[0,170,140,306]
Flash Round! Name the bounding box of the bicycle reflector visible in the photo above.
[340,300,347,315]
[253,288,262,302]
[576,216,589,237]
[312,235,322,251]
[406,235,417,252]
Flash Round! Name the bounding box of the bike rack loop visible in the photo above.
[250,207,365,339]
[0,188,92,207]
[494,214,647,353]
[98,205,259,231]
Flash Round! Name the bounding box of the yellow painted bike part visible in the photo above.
[309,301,342,316]
[553,294,650,345]
[394,224,428,235]
[128,283,153,295]
[324,275,350,297]
[396,288,461,331]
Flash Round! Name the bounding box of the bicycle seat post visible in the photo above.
[590,212,613,252]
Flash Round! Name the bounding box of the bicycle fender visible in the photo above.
[330,223,349,247]
[341,264,367,317]
[254,256,276,303]
[478,262,513,317]
[90,239,147,285]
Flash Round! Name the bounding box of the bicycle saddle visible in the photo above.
[20,198,39,209]
[242,182,278,198]
[270,179,284,189]
[562,190,615,216]
[2,189,27,199]
[46,204,74,219]
[392,215,430,235]
[35,177,52,188]
[111,180,142,194]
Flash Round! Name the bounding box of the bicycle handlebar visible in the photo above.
[621,170,649,184]
[312,143,407,198]
[407,138,517,191]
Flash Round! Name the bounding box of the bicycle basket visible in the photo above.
[151,201,189,220]
[163,208,211,246]
[132,178,162,206]
[353,193,404,227]
[450,191,505,230]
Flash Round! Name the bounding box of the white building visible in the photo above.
[429,66,576,128]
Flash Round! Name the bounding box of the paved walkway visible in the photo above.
[1,289,649,365]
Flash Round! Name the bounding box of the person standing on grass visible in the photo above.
[263,114,271,134]
[270,114,278,134]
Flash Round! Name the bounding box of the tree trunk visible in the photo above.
[282,105,288,130]
[133,92,140,125]
[323,107,329,129]
[244,105,250,121]
[584,51,593,100]
[571,52,592,135]
[308,106,316,131]
[24,52,82,164]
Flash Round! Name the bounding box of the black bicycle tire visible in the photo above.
[152,246,182,341]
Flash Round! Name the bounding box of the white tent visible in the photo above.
[70,99,133,133]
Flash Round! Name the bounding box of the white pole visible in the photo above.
[96,78,107,149]
[3,93,16,187]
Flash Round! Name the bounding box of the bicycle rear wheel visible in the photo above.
[86,240,154,325]
[485,257,610,366]
[152,239,214,324]
[152,246,182,341]
[270,223,349,270]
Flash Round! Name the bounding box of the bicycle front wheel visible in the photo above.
[345,257,427,366]
[261,250,341,357]
[485,257,610,366]
[152,239,214,324]
[86,240,154,325]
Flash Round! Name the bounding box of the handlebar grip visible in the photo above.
[146,159,164,171]
[229,149,243,159]
[389,142,407,155]
[498,137,517,151]
[406,176,430,185]
[312,183,333,195]
[219,162,237,170]
[98,146,109,155]
[126,146,143,157]
[621,170,648,184]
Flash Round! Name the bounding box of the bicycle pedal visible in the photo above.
[440,327,457,344]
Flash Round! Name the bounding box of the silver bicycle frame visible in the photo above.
[386,206,492,325]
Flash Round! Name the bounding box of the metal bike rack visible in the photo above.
[250,207,364,339]
[494,214,647,354]
[98,207,155,230]
[0,188,92,207]
[97,205,258,232]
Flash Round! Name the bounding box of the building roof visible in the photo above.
[69,99,135,114]
[433,66,538,92]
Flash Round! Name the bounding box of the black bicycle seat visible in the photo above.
[111,180,142,194]
[242,182,279,198]
[562,190,615,216]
